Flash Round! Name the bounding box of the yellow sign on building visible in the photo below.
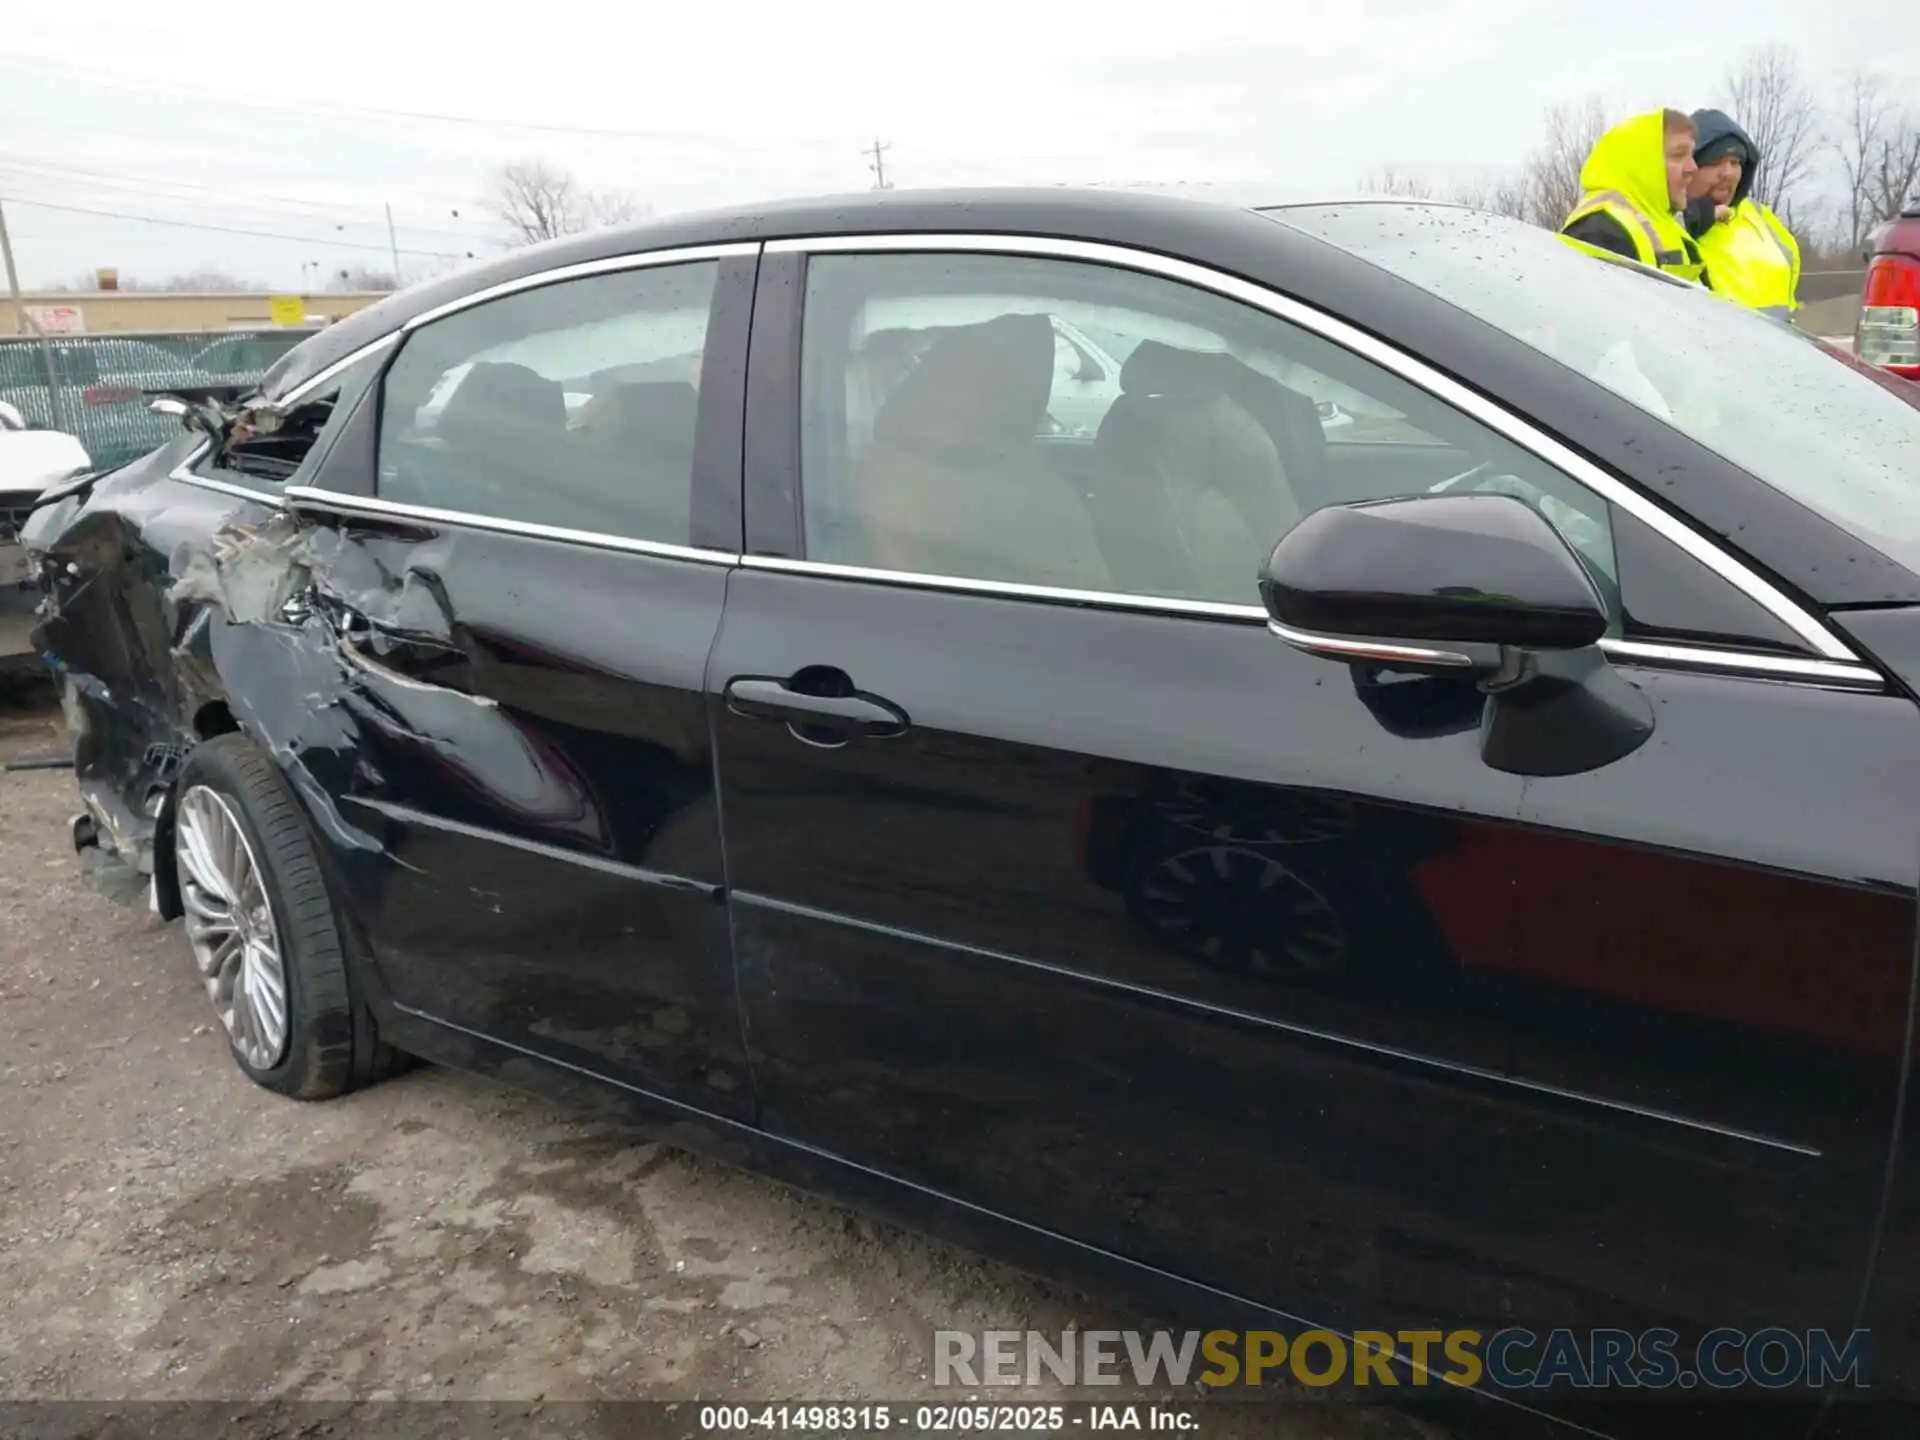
[268,295,306,327]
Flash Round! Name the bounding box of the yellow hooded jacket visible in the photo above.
[1559,112,1707,285]
[1697,199,1800,317]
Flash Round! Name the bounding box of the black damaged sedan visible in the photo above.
[22,189,1920,1437]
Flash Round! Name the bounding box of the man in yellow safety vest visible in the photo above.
[1683,108,1801,319]
[1560,110,1707,285]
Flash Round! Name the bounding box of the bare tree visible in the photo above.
[1837,77,1879,252]
[1361,167,1436,199]
[1874,123,1920,223]
[1721,44,1822,227]
[489,160,577,243]
[1521,96,1608,229]
[154,268,266,292]
[1450,173,1530,221]
[587,191,645,228]
[1834,74,1920,253]
[486,159,645,245]
[1355,98,1595,229]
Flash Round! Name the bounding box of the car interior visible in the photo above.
[808,294,1619,610]
[366,265,1623,614]
[382,352,703,543]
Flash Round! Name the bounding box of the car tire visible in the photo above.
[172,732,405,1100]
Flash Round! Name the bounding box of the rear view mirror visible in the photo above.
[1260,494,1651,776]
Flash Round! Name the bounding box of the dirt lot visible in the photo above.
[0,682,1457,1440]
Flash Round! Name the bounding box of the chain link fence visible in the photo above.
[0,329,320,473]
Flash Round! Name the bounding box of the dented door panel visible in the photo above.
[286,506,748,1115]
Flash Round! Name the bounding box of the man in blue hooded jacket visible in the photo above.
[1684,108,1802,317]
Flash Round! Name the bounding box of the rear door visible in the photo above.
[708,235,1917,1363]
[281,244,760,1117]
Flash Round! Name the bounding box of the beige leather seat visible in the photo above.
[841,314,1109,591]
[1091,343,1303,604]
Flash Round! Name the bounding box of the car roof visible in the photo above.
[250,182,1920,610]
[259,185,1451,401]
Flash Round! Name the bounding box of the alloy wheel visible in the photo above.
[174,784,291,1069]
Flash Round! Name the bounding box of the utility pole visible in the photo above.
[865,139,893,190]
[0,194,70,433]
[0,195,28,337]
[385,203,403,285]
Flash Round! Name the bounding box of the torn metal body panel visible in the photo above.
[20,371,750,1119]
[25,440,273,877]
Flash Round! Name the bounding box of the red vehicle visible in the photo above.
[1857,200,1920,379]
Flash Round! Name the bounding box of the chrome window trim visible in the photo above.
[282,486,738,566]
[1597,638,1882,689]
[739,553,1264,619]
[260,242,756,412]
[400,241,759,333]
[259,244,761,562]
[272,332,401,410]
[1267,620,1477,669]
[739,553,1887,690]
[767,232,1858,664]
[169,439,288,509]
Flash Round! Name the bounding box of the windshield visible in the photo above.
[1269,202,1920,571]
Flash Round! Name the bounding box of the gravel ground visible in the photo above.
[0,681,1455,1440]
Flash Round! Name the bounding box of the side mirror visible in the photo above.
[1260,494,1653,776]
[149,392,231,441]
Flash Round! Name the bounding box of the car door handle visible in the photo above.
[724,675,909,740]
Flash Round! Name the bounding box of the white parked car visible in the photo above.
[1,400,90,664]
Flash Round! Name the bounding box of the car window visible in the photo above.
[799,251,1619,614]
[377,261,718,545]
[201,351,385,488]
[1274,202,1920,574]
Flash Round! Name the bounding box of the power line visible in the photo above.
[0,175,471,254]
[866,138,893,190]
[0,156,490,243]
[0,196,467,257]
[0,55,845,149]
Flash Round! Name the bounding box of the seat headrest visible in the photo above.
[872,314,1053,456]
[439,361,566,436]
[579,380,699,452]
[1118,340,1244,398]
[859,328,928,367]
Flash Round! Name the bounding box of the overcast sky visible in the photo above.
[2,0,1916,291]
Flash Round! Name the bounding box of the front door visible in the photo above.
[709,240,1917,1363]
[286,247,760,1117]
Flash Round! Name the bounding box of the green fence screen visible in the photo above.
[0,329,320,473]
